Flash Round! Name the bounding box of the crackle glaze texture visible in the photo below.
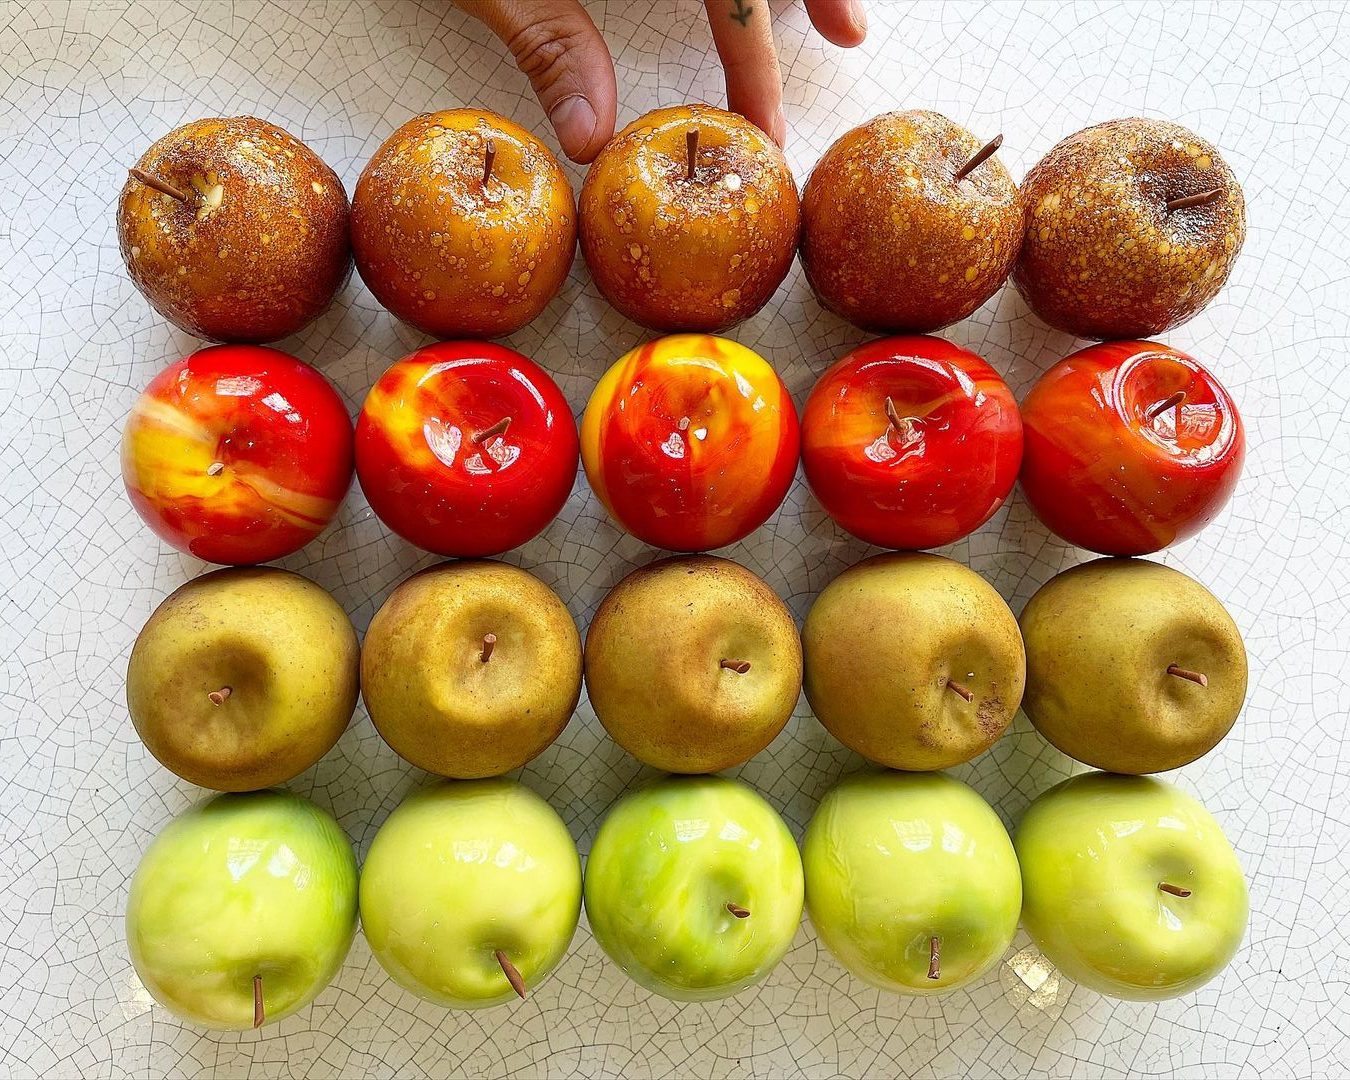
[4,1,1350,1078]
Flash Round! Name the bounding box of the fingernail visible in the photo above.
[549,95,597,161]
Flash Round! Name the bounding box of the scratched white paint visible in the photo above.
[2,1,1348,1076]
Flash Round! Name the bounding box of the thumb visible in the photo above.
[457,0,619,163]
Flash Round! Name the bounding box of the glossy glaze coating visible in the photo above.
[583,555,801,773]
[1020,340,1244,555]
[802,335,1022,549]
[351,109,575,338]
[121,345,354,565]
[356,342,579,557]
[126,791,358,1030]
[360,780,581,1009]
[579,104,800,332]
[362,561,582,778]
[118,117,350,343]
[1016,773,1249,1001]
[799,110,1022,333]
[803,553,1025,770]
[1014,118,1246,339]
[803,771,1021,994]
[1020,558,1248,774]
[127,567,359,791]
[584,776,803,1001]
[580,334,798,551]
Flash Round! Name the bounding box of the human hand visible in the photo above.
[455,0,867,162]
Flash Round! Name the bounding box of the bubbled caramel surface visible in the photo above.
[1013,117,1246,339]
[799,110,1022,334]
[117,117,350,343]
[578,104,800,333]
[350,110,576,339]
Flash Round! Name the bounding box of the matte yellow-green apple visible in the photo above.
[1015,772,1248,1000]
[126,790,358,1030]
[584,776,803,1000]
[803,771,1021,993]
[803,553,1025,770]
[360,780,581,1007]
[127,567,359,791]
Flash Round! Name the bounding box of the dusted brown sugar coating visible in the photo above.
[579,104,800,332]
[118,116,350,343]
[351,109,576,339]
[1013,118,1246,339]
[799,110,1022,333]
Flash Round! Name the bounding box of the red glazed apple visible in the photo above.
[121,345,354,564]
[1020,340,1244,555]
[356,342,578,556]
[579,334,799,551]
[802,336,1022,550]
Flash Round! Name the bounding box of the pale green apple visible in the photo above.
[1016,772,1248,1001]
[126,790,358,1030]
[583,775,803,1001]
[360,779,581,1008]
[803,770,1021,994]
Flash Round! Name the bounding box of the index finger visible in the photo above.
[703,0,786,145]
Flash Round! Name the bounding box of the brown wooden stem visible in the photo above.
[1166,664,1208,687]
[208,686,232,706]
[686,129,699,180]
[253,974,264,1028]
[720,659,751,674]
[954,134,1003,182]
[480,633,497,663]
[129,167,188,202]
[946,679,974,703]
[928,935,941,980]
[483,139,496,185]
[1158,882,1192,897]
[495,949,526,999]
[1167,188,1223,212]
[726,902,750,919]
[472,416,511,444]
[1147,391,1187,421]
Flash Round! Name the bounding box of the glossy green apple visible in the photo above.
[803,770,1021,993]
[126,790,358,1030]
[1016,772,1248,1001]
[584,775,803,1001]
[360,779,581,1008]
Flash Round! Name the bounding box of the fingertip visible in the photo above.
[549,94,608,163]
[807,0,868,48]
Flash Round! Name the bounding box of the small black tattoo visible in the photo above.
[730,0,753,26]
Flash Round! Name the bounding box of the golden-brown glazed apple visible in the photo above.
[351,109,576,339]
[799,110,1022,333]
[579,104,800,332]
[118,116,350,343]
[1013,118,1246,339]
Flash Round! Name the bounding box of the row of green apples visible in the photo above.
[128,767,1247,1031]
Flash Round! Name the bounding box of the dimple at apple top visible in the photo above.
[5,2,1349,1078]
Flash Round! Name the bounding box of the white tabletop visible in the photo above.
[3,1,1348,1076]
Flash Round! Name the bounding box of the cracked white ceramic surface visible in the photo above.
[3,1,1348,1076]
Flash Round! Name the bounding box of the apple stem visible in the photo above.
[953,134,1003,182]
[1166,664,1208,687]
[1159,882,1193,897]
[945,678,974,703]
[928,935,941,980]
[1167,187,1223,212]
[483,139,496,186]
[1147,391,1187,421]
[726,902,750,919]
[129,167,188,202]
[472,416,511,444]
[686,129,699,181]
[208,686,232,706]
[495,949,527,999]
[253,974,264,1028]
[481,633,497,663]
[206,461,225,477]
[884,396,921,444]
[720,659,751,674]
